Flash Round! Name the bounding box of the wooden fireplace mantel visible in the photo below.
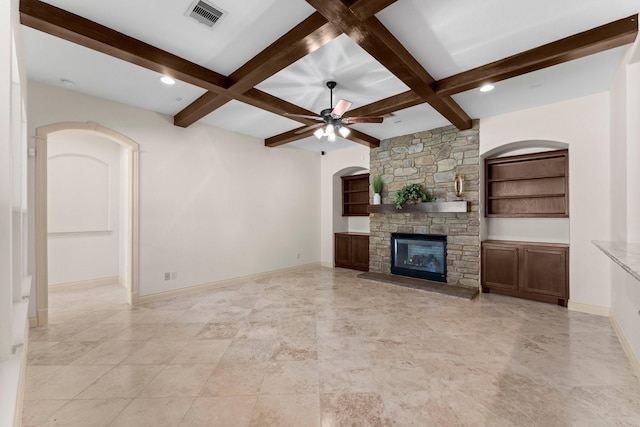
[367,201,469,214]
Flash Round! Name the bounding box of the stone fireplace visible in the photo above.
[369,122,480,289]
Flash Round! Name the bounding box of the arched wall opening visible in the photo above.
[333,166,369,233]
[480,140,570,243]
[330,166,369,264]
[35,122,140,326]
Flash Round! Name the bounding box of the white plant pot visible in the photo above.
[373,193,381,205]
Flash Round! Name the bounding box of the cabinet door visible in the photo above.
[334,234,352,268]
[482,243,519,291]
[522,247,567,298]
[350,235,370,271]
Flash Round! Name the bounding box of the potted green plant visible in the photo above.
[372,175,383,205]
[394,183,433,209]
[421,190,435,202]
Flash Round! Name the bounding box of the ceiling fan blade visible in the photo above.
[343,116,384,124]
[284,113,324,121]
[294,123,324,134]
[331,99,352,118]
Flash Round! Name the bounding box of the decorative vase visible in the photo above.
[373,193,381,205]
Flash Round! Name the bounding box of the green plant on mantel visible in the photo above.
[372,175,383,193]
[394,183,433,209]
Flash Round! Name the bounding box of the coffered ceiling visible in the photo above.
[20,0,640,152]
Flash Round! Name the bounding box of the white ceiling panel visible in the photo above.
[378,0,640,79]
[256,35,410,115]
[41,0,315,75]
[199,100,301,139]
[23,28,207,115]
[452,46,627,119]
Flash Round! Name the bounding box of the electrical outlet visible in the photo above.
[171,272,177,280]
[164,272,170,280]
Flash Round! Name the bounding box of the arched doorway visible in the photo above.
[35,122,140,326]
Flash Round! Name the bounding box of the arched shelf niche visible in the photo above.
[480,140,570,244]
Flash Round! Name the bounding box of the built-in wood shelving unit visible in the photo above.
[342,174,369,216]
[485,149,569,217]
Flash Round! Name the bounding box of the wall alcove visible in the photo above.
[480,140,570,244]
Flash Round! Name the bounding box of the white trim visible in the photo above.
[320,262,334,268]
[14,337,28,427]
[138,263,321,304]
[567,300,610,316]
[49,276,121,291]
[48,229,113,236]
[610,313,640,380]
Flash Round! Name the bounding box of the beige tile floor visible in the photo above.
[22,266,640,426]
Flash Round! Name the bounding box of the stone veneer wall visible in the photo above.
[369,121,480,288]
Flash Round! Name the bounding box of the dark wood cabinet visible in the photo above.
[335,232,369,271]
[485,149,568,217]
[481,240,569,306]
[342,174,370,216]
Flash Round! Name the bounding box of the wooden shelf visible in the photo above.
[488,194,565,200]
[367,201,469,214]
[485,150,568,218]
[342,173,370,216]
[487,174,566,183]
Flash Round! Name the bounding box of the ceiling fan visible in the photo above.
[285,81,384,142]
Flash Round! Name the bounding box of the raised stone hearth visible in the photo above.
[358,272,478,299]
[369,122,480,289]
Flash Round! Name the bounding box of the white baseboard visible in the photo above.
[137,263,321,305]
[49,276,120,291]
[320,262,334,268]
[610,312,640,380]
[567,300,610,316]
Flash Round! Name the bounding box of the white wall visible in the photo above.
[480,92,612,308]
[28,81,321,297]
[320,145,370,266]
[1,0,30,424]
[609,39,640,367]
[47,132,122,285]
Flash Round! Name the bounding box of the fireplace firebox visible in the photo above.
[391,233,447,282]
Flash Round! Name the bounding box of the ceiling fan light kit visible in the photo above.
[286,81,384,141]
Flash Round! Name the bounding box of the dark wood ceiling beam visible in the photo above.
[238,89,319,126]
[306,0,472,130]
[436,14,638,96]
[174,12,342,127]
[266,127,318,147]
[174,93,231,128]
[19,0,232,94]
[345,90,423,117]
[348,0,398,20]
[265,125,380,148]
[229,13,340,93]
[346,128,381,148]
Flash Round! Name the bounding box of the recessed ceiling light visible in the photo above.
[160,76,176,85]
[480,84,495,92]
[60,78,75,87]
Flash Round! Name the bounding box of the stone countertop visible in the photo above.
[592,240,640,282]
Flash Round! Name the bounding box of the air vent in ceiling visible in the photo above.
[185,0,226,29]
